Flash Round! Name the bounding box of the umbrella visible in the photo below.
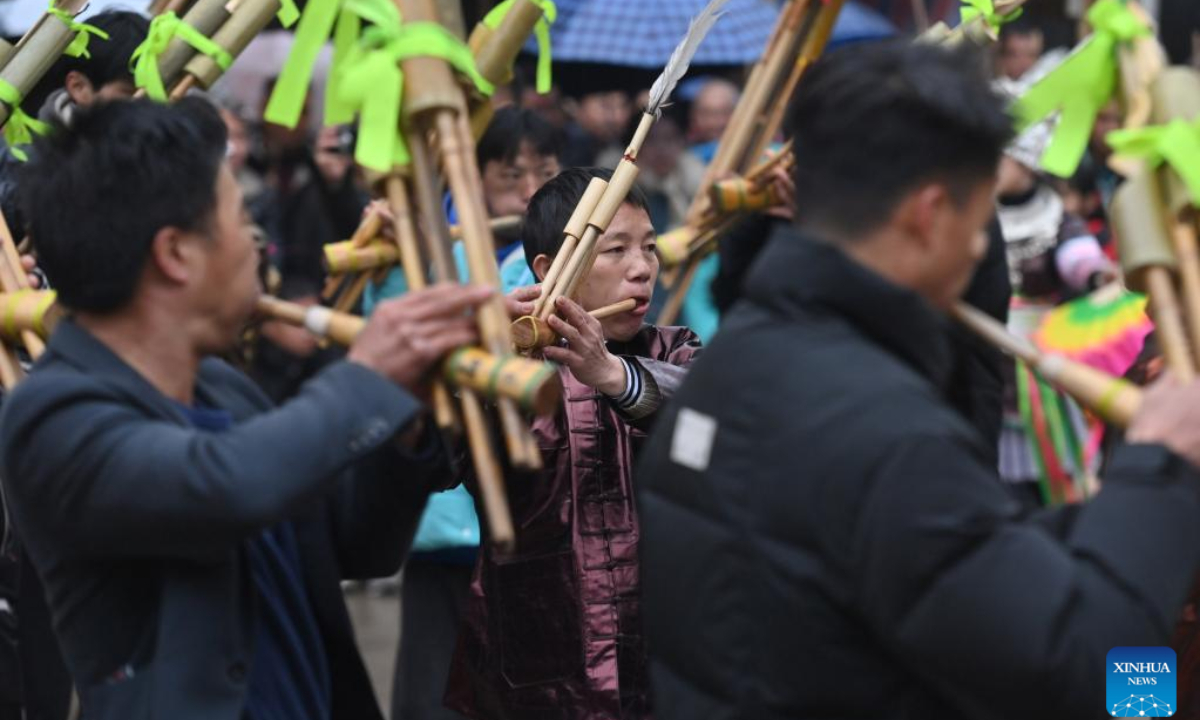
[543,0,781,68]
[1033,285,1153,378]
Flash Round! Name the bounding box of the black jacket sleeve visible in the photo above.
[852,436,1200,720]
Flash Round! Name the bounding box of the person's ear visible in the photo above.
[532,253,554,282]
[148,227,203,285]
[64,71,96,107]
[893,183,952,253]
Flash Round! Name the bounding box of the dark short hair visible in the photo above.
[26,11,150,113]
[20,98,228,313]
[477,106,563,168]
[522,167,650,271]
[999,16,1044,44]
[787,40,1012,240]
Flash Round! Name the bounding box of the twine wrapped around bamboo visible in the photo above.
[0,2,83,128]
[155,0,231,90]
[0,290,62,341]
[710,178,781,213]
[952,302,1142,427]
[177,0,280,93]
[255,294,562,413]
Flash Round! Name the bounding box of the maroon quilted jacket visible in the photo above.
[445,324,702,720]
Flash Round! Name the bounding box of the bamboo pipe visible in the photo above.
[386,175,460,432]
[467,0,548,137]
[512,298,638,351]
[395,0,539,469]
[656,255,700,327]
[171,0,280,96]
[324,215,523,275]
[0,40,15,70]
[0,0,90,129]
[0,208,45,358]
[154,0,231,92]
[390,170,518,551]
[952,302,1142,427]
[254,294,562,414]
[531,178,608,318]
[439,110,542,470]
[0,290,62,342]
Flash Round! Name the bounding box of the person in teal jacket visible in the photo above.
[364,106,563,720]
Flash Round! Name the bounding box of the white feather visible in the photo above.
[646,0,730,116]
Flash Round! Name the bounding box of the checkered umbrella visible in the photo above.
[543,0,781,68]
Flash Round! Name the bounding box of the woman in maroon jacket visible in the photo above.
[445,168,702,720]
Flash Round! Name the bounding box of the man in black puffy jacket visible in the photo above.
[637,40,1200,720]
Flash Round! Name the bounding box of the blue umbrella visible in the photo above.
[544,0,780,68]
[534,0,895,70]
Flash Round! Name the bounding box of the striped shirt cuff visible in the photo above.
[608,357,643,411]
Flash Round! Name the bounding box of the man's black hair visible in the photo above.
[786,40,1012,240]
[20,97,228,313]
[998,15,1044,44]
[523,167,650,271]
[25,11,150,113]
[477,105,563,168]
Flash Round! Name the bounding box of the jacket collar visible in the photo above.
[44,319,205,424]
[744,225,954,389]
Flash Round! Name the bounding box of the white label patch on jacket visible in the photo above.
[670,407,717,471]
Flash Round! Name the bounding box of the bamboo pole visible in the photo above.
[952,302,1142,427]
[397,0,541,471]
[386,175,460,433]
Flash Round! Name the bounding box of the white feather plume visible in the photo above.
[646,0,730,117]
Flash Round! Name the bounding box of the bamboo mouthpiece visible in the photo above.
[512,298,639,351]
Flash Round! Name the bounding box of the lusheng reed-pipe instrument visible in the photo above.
[254,294,564,415]
[656,0,845,325]
[168,0,283,99]
[0,208,55,389]
[511,298,638,351]
[952,302,1142,427]
[512,0,729,345]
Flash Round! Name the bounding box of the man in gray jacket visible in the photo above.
[0,98,490,720]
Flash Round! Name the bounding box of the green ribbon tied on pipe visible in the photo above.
[276,0,300,28]
[0,80,50,162]
[129,12,233,101]
[1108,119,1200,208]
[1011,0,1150,178]
[329,11,495,173]
[482,0,557,94]
[959,0,1022,36]
[46,6,110,59]
[264,0,343,129]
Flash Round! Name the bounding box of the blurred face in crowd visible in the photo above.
[522,86,569,128]
[220,108,250,175]
[64,71,136,106]
[575,90,632,144]
[689,80,738,144]
[995,155,1036,197]
[182,162,261,352]
[639,117,686,179]
[481,141,561,218]
[574,203,658,342]
[998,30,1043,80]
